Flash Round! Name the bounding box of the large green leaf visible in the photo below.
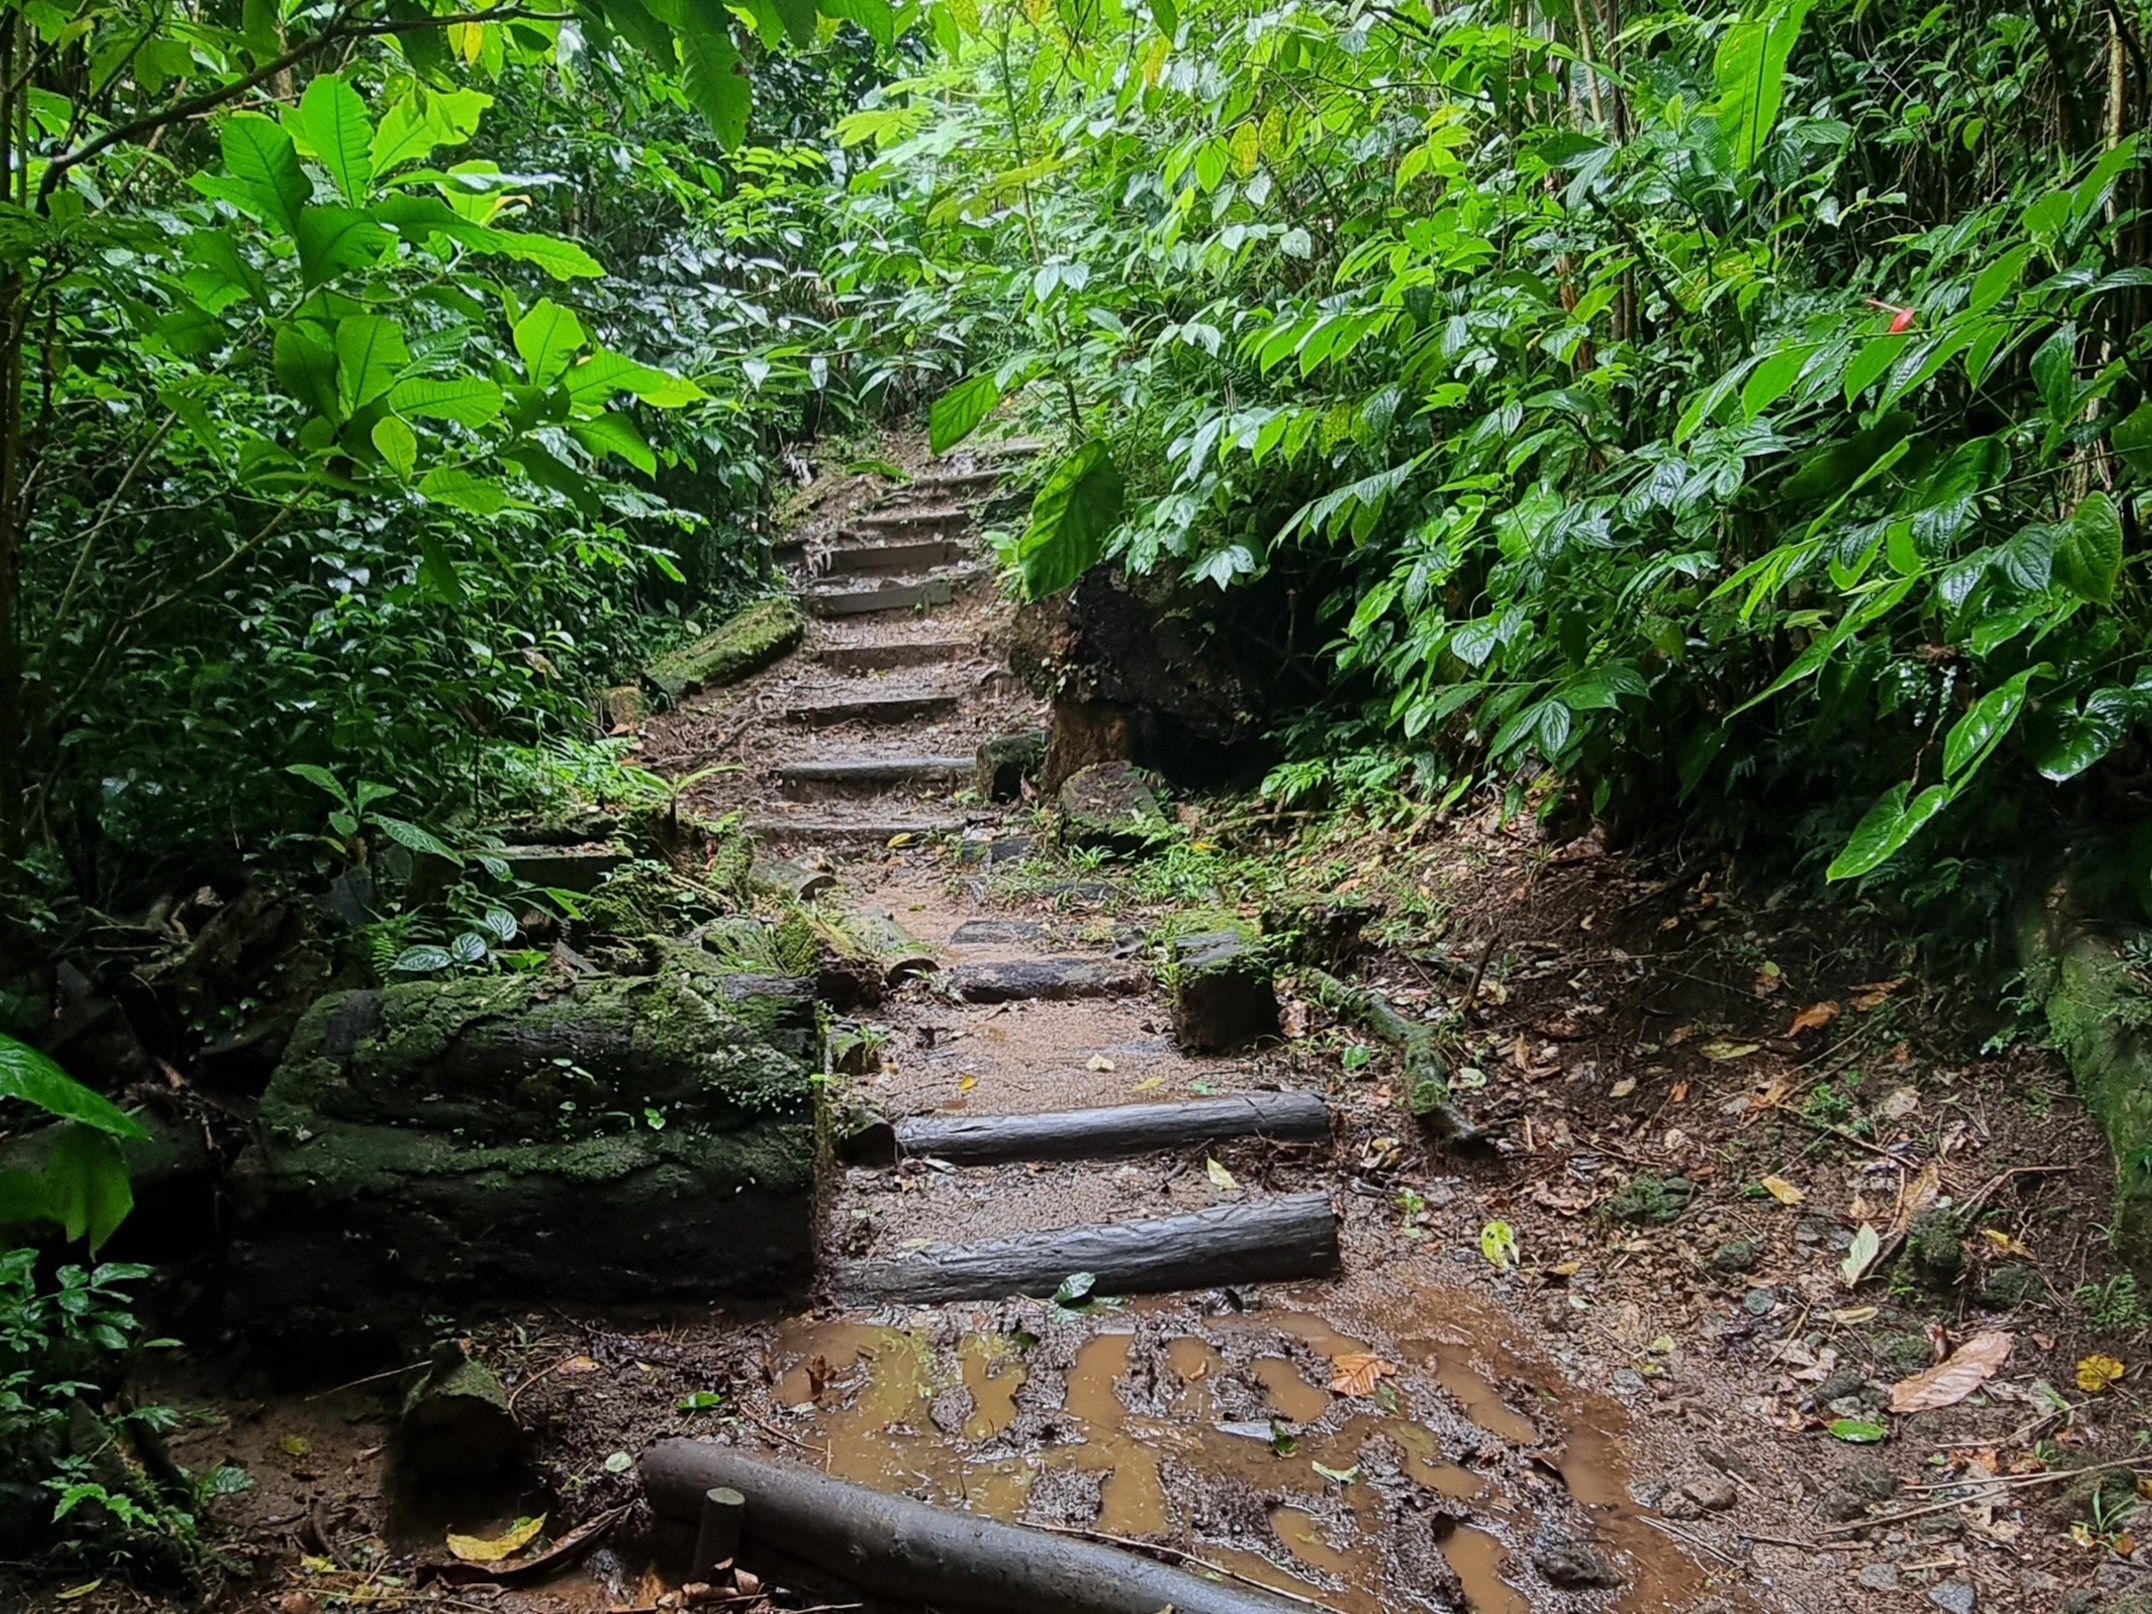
[1827,780,1952,880]
[272,322,342,419]
[293,74,374,204]
[372,414,419,479]
[565,349,706,408]
[1715,0,1813,171]
[221,114,311,235]
[928,373,1000,453]
[680,0,751,148]
[0,1034,148,1140]
[1018,439,1124,599]
[817,0,894,45]
[2113,402,2152,479]
[389,375,506,427]
[294,205,393,287]
[2054,491,2124,604]
[335,315,410,414]
[370,86,493,176]
[570,411,657,475]
[419,465,511,513]
[514,298,586,387]
[1942,664,2046,782]
[44,1125,134,1252]
[769,0,818,45]
[2035,687,2133,781]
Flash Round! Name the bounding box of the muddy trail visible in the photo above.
[91,435,2152,1614]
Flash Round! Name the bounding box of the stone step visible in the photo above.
[815,639,974,673]
[856,505,970,536]
[816,535,966,577]
[805,571,981,618]
[893,468,1003,500]
[943,957,1148,1002]
[775,755,972,798]
[783,690,962,728]
[746,816,964,845]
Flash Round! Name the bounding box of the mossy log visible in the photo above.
[641,1443,1317,1614]
[645,597,805,701]
[229,959,822,1333]
[1304,969,1473,1139]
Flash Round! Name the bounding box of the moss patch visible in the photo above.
[646,596,804,701]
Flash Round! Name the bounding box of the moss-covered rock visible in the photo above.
[1058,761,1166,854]
[646,596,804,702]
[976,729,1048,802]
[1166,920,1279,1053]
[231,963,822,1333]
[1903,1208,1967,1287]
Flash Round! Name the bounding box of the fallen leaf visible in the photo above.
[1479,1219,1519,1269]
[959,1073,978,1093]
[885,833,916,849]
[603,1451,633,1474]
[1889,1160,1941,1235]
[1980,1228,2032,1259]
[1827,1305,1880,1325]
[448,1516,546,1564]
[1753,961,1784,996]
[1329,1354,1396,1397]
[1205,1157,1239,1192]
[1699,1040,1761,1062]
[560,1354,599,1375]
[56,1583,101,1602]
[1878,1085,1921,1120]
[1607,1077,1637,1099]
[2078,1354,2127,1394]
[1760,1175,1806,1205]
[1087,1054,1116,1072]
[1131,1076,1165,1093]
[278,1434,310,1457]
[1827,1418,1888,1443]
[1786,1000,1841,1036]
[1312,1460,1361,1485]
[1852,978,1909,1011]
[1888,1331,2014,1413]
[1840,1223,1882,1287]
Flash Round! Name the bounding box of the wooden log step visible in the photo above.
[895,468,1003,499]
[864,1092,1331,1167]
[856,505,969,535]
[776,756,971,797]
[819,535,965,576]
[784,690,961,728]
[943,957,1146,1001]
[837,1192,1341,1305]
[745,816,963,845]
[748,855,835,901]
[805,573,973,618]
[641,1444,1318,1614]
[816,639,973,673]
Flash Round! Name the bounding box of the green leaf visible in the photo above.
[492,229,605,281]
[2034,687,2133,781]
[2032,324,2079,420]
[370,86,492,176]
[389,375,506,427]
[1942,664,2045,782]
[221,114,310,234]
[419,465,511,514]
[2054,492,2124,604]
[680,0,751,148]
[1826,1418,1887,1443]
[418,533,467,603]
[292,74,373,204]
[294,205,392,287]
[272,323,342,420]
[376,816,460,858]
[817,0,894,45]
[1714,0,1813,170]
[1826,781,1952,881]
[1052,1270,1097,1306]
[372,415,418,479]
[44,1126,134,1252]
[513,298,586,387]
[570,411,657,475]
[392,945,456,973]
[1740,344,1812,420]
[2114,403,2152,479]
[335,315,410,414]
[0,1034,148,1140]
[1017,439,1124,599]
[565,350,705,408]
[768,0,817,45]
[929,373,1000,453]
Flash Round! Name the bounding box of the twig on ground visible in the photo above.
[1030,1523,1332,1610]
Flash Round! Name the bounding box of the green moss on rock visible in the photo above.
[646,597,805,701]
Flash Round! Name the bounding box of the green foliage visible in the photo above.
[0,1036,145,1254]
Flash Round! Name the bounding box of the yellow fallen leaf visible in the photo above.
[1700,1039,1761,1062]
[885,832,916,849]
[1087,1054,1116,1072]
[1759,1174,1805,1205]
[57,1583,101,1602]
[2078,1354,2126,1394]
[1827,1306,1879,1325]
[278,1433,310,1457]
[1329,1353,1396,1397]
[959,1073,978,1093]
[1980,1228,2032,1258]
[1205,1157,1239,1192]
[448,1515,545,1563]
[560,1353,600,1374]
[1130,1076,1165,1092]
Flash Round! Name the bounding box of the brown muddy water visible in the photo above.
[757,1283,1711,1613]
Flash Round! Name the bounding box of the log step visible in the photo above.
[775,756,971,797]
[784,691,962,728]
[894,468,1003,499]
[855,505,969,536]
[869,1092,1331,1167]
[837,1192,1341,1305]
[805,574,975,618]
[745,816,964,845]
[943,957,1147,1002]
[816,639,974,673]
[818,536,965,577]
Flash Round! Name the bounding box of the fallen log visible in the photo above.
[837,1192,1339,1304]
[1304,968,1474,1139]
[641,1442,1327,1614]
[859,1092,1330,1167]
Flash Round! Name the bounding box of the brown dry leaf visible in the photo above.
[1889,1160,1942,1236]
[1852,978,1910,1011]
[1759,1175,1806,1205]
[448,1516,546,1564]
[1330,1353,1398,1397]
[2078,1354,2127,1394]
[1887,1332,2014,1414]
[1608,1077,1637,1100]
[560,1354,600,1374]
[1786,1000,1841,1036]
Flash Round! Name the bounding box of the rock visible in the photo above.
[501,843,631,896]
[1711,1237,1759,1272]
[1261,893,1377,970]
[1818,1457,1899,1521]
[1903,1208,1967,1287]
[1741,1285,1778,1316]
[601,683,648,731]
[646,596,805,701]
[1982,1262,2040,1306]
[1610,1173,1695,1224]
[1058,762,1166,854]
[976,729,1048,803]
[2083,1593,2149,1614]
[1815,1366,1871,1404]
[398,1343,520,1481]
[1531,1531,1621,1589]
[950,920,1046,946]
[1168,929,1280,1053]
[229,956,822,1334]
[1680,1471,1737,1511]
[1927,1580,1976,1614]
[1857,1562,1901,1590]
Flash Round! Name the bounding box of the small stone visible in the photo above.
[1818,1457,1898,1522]
[1982,1263,2040,1307]
[1059,761,1167,854]
[1711,1237,1759,1272]
[1741,1286,1777,1316]
[1927,1579,1975,1614]
[1816,1367,1870,1404]
[1857,1563,1900,1591]
[1531,1532,1621,1589]
[1681,1471,1737,1511]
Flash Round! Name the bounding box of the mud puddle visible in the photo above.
[754,1285,1714,1612]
